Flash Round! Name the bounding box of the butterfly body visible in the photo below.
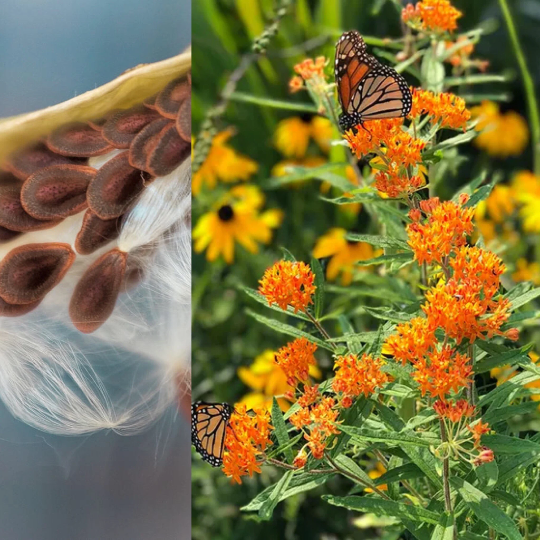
[335,31,412,131]
[191,401,232,467]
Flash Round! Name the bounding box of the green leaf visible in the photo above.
[363,306,413,324]
[451,478,523,540]
[279,247,297,262]
[376,463,424,486]
[464,182,496,208]
[429,130,477,153]
[333,454,377,490]
[338,425,438,448]
[228,92,318,113]
[507,287,540,310]
[496,434,540,486]
[242,286,309,321]
[258,470,294,520]
[263,163,354,192]
[324,495,440,525]
[246,310,333,351]
[474,346,531,374]
[431,512,455,540]
[337,315,362,354]
[311,256,325,319]
[481,434,540,454]
[478,372,540,409]
[242,472,333,512]
[476,460,499,491]
[345,233,410,250]
[330,398,372,457]
[421,48,445,92]
[483,401,540,425]
[404,446,443,489]
[271,398,293,464]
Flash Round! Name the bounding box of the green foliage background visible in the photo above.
[192,1,540,539]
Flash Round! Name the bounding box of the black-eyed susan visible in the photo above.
[512,171,540,233]
[273,116,333,158]
[512,258,540,285]
[471,101,529,158]
[313,228,375,286]
[192,129,258,195]
[193,186,283,264]
[238,349,320,411]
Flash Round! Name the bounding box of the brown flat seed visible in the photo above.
[75,209,121,255]
[0,243,75,304]
[0,226,21,243]
[147,122,190,177]
[87,151,148,219]
[0,184,61,232]
[128,117,170,172]
[176,95,191,142]
[47,122,114,157]
[88,117,109,131]
[3,143,75,181]
[155,78,190,119]
[69,248,127,333]
[21,164,96,220]
[0,296,41,317]
[143,94,158,110]
[0,171,21,188]
[102,105,161,149]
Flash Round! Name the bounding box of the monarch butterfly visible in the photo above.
[191,401,232,467]
[335,30,412,131]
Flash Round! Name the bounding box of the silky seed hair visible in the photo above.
[0,51,191,435]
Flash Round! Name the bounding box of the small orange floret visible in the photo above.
[474,446,495,466]
[259,260,316,313]
[413,347,472,400]
[275,338,318,385]
[333,353,390,400]
[385,317,437,365]
[222,406,273,484]
[410,88,470,130]
[468,420,491,448]
[289,75,304,93]
[403,0,462,33]
[407,197,475,265]
[294,56,327,80]
[434,399,476,422]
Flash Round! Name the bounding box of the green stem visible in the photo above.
[499,0,540,174]
[439,418,456,539]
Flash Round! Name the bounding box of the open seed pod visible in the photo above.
[0,49,191,435]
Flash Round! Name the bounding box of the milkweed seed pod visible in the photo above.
[0,49,191,435]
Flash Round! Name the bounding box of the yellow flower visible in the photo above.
[365,461,388,493]
[512,258,540,285]
[192,129,258,195]
[274,116,333,158]
[471,101,529,157]
[313,228,375,286]
[512,171,540,232]
[310,116,333,153]
[193,187,283,264]
[274,117,312,158]
[238,350,321,411]
[484,185,515,223]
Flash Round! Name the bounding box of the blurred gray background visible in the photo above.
[0,1,190,539]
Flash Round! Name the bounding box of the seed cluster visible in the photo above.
[0,73,191,332]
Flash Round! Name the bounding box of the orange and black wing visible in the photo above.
[335,30,412,130]
[191,401,232,467]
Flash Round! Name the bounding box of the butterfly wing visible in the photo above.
[335,30,412,129]
[191,401,232,467]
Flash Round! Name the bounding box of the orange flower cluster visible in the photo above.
[293,56,327,81]
[468,420,491,449]
[402,0,462,33]
[385,316,436,365]
[333,353,390,404]
[259,260,316,313]
[413,346,472,400]
[423,246,511,343]
[275,338,318,385]
[290,386,340,460]
[434,399,475,422]
[410,88,471,130]
[222,405,273,484]
[407,195,475,265]
[344,119,426,198]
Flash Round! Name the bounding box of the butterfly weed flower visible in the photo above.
[434,399,476,423]
[313,228,375,286]
[410,88,471,130]
[384,316,437,365]
[194,186,283,264]
[192,129,258,195]
[274,338,318,386]
[259,260,316,313]
[333,353,390,404]
[222,404,273,484]
[402,0,462,34]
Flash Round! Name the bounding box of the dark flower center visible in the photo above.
[218,204,234,222]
